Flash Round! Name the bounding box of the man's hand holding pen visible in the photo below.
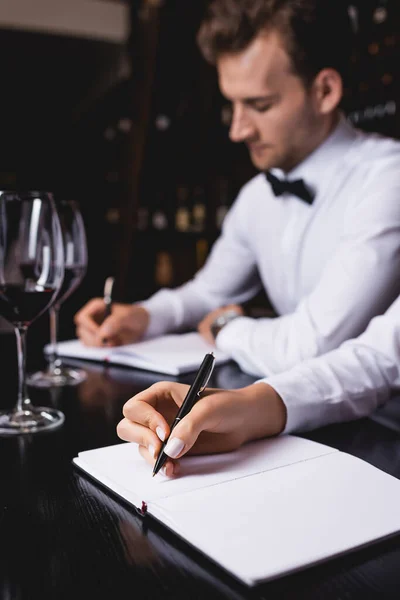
[74,299,149,347]
[117,379,287,477]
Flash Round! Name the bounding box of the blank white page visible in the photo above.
[155,451,400,585]
[74,435,337,505]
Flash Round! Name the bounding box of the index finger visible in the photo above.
[122,381,189,441]
[74,298,105,334]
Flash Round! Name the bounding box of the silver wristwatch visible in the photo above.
[210,309,241,339]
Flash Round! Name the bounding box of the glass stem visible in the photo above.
[48,305,61,373]
[15,326,31,413]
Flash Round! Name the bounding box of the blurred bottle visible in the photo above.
[151,208,168,230]
[154,251,174,287]
[196,238,209,271]
[175,184,191,232]
[191,186,207,232]
[372,0,388,26]
[151,189,169,231]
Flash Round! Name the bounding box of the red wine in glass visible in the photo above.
[0,284,56,327]
[27,200,88,388]
[0,190,65,436]
[54,264,86,307]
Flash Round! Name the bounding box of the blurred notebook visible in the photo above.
[47,332,231,375]
[73,435,400,586]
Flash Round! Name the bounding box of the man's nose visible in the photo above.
[229,106,254,143]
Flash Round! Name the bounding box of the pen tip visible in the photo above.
[152,472,156,477]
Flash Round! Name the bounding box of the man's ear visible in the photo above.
[312,68,343,115]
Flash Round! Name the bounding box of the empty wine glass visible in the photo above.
[27,200,88,387]
[0,191,65,435]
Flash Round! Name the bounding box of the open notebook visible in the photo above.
[47,332,231,375]
[73,435,400,586]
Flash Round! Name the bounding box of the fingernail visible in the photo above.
[164,437,185,459]
[156,426,165,441]
[160,466,168,477]
[148,444,155,458]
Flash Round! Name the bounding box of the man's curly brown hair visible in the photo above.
[197,0,353,88]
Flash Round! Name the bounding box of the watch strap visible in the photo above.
[210,309,241,339]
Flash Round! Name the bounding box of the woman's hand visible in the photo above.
[117,381,287,476]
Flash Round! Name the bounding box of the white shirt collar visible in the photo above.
[271,114,358,199]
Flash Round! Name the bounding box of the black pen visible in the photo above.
[152,352,215,477]
[103,276,115,320]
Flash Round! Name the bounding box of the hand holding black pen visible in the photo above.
[152,352,215,477]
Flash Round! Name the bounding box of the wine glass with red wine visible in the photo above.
[27,200,88,387]
[0,190,65,435]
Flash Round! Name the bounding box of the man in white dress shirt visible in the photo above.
[75,0,400,378]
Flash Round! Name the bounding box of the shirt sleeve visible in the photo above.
[259,294,400,433]
[216,163,400,376]
[140,184,263,339]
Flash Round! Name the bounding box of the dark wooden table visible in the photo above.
[1,330,400,600]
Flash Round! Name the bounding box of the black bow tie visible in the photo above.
[265,171,315,205]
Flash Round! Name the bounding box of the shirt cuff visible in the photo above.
[253,370,326,434]
[215,317,272,377]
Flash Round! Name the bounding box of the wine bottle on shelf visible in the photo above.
[151,208,168,231]
[154,250,174,287]
[347,4,359,35]
[175,184,191,232]
[366,0,394,59]
[117,117,132,135]
[150,189,169,231]
[191,186,207,233]
[372,0,388,26]
[196,238,209,271]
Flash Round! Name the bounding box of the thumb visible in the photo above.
[98,314,121,340]
[162,400,220,459]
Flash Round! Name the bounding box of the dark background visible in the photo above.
[0,0,399,362]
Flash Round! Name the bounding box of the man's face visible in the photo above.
[217,31,324,172]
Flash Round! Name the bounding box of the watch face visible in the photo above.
[210,309,240,339]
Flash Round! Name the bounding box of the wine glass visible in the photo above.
[0,190,65,435]
[27,200,88,387]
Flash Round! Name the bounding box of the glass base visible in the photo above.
[27,366,87,388]
[0,407,65,436]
